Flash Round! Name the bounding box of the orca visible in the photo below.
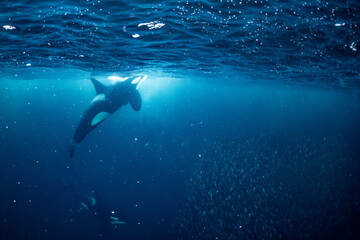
[69,76,144,158]
[71,190,127,234]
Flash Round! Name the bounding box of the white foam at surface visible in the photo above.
[2,25,16,30]
[138,21,165,30]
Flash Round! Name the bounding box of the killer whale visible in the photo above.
[69,76,144,158]
[71,189,127,233]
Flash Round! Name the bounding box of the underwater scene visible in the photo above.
[0,0,359,239]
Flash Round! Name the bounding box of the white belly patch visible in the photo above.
[91,112,110,126]
[111,220,127,225]
[91,94,106,104]
[90,197,97,206]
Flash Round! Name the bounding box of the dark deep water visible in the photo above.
[0,1,360,240]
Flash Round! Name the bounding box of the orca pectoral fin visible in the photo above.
[129,89,142,111]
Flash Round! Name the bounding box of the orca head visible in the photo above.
[107,75,146,90]
[125,75,147,90]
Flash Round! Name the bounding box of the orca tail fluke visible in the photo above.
[68,139,76,159]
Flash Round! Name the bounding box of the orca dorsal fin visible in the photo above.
[91,78,106,95]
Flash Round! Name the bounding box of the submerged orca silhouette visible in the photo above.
[69,76,144,158]
[71,189,127,234]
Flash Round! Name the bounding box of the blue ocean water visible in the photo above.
[0,0,359,240]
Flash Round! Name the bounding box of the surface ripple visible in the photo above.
[0,0,359,87]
